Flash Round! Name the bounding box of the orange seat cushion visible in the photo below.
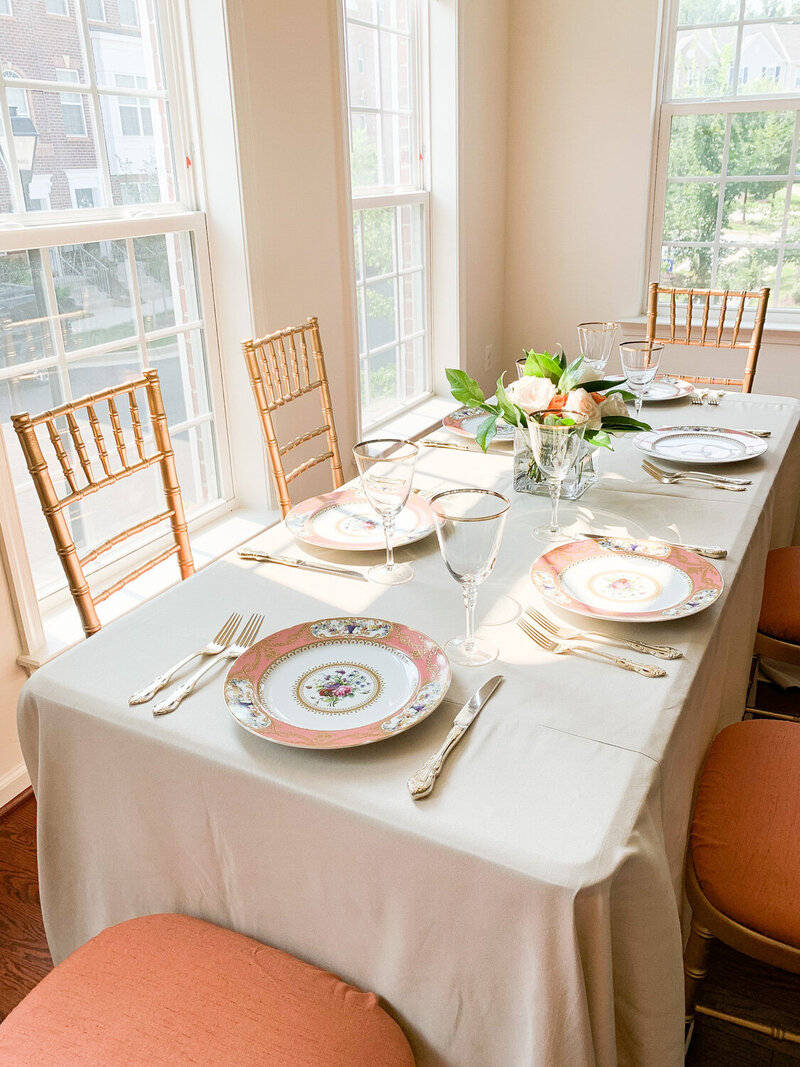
[758,546,800,644]
[691,720,800,950]
[0,914,414,1066]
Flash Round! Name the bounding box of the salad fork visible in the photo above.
[708,391,724,406]
[129,612,242,705]
[642,459,750,486]
[517,618,666,677]
[526,607,683,659]
[691,389,708,406]
[641,460,747,491]
[153,613,264,716]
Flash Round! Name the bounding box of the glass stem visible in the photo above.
[383,513,396,572]
[635,392,643,418]
[463,582,478,652]
[548,479,561,535]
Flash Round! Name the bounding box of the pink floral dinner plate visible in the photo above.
[443,406,515,441]
[641,376,695,402]
[224,617,451,748]
[285,488,435,551]
[530,537,724,623]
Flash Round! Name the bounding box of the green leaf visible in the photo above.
[605,388,636,403]
[557,355,585,394]
[585,428,612,449]
[521,350,545,377]
[475,414,498,452]
[580,378,628,393]
[525,349,563,384]
[600,415,651,432]
[494,375,522,427]
[446,367,485,406]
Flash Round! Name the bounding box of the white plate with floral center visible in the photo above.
[285,488,435,551]
[224,617,451,748]
[633,426,767,465]
[530,538,724,623]
[443,406,515,441]
[641,376,695,402]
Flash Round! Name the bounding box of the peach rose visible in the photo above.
[598,392,628,417]
[564,388,602,430]
[506,376,556,413]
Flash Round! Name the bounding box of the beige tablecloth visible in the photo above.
[18,393,800,1067]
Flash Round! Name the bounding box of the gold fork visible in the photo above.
[526,607,682,660]
[153,613,265,716]
[129,612,242,705]
[517,618,666,677]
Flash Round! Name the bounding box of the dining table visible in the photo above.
[17,390,800,1067]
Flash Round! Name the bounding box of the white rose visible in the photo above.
[506,376,556,413]
[598,392,628,417]
[564,388,602,430]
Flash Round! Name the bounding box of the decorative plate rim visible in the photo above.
[529,538,724,623]
[284,488,435,552]
[632,426,767,464]
[443,406,515,440]
[224,616,451,748]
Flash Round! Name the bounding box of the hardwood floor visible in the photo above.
[0,791,52,1022]
[0,694,799,1063]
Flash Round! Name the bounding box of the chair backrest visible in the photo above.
[242,316,344,516]
[11,368,195,637]
[646,283,770,393]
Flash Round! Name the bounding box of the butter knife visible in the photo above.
[238,550,369,582]
[579,531,727,560]
[421,440,470,451]
[407,676,503,800]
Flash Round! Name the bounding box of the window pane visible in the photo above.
[378,0,410,31]
[350,114,380,187]
[660,244,713,288]
[728,111,794,175]
[380,30,411,110]
[146,330,211,426]
[678,0,738,24]
[353,214,363,283]
[348,26,379,107]
[783,181,800,238]
[346,0,377,23]
[667,114,725,177]
[2,16,88,85]
[86,0,105,20]
[51,240,136,351]
[397,204,423,268]
[1,369,64,486]
[745,0,800,17]
[91,8,166,92]
[663,182,720,241]
[399,270,424,337]
[722,180,787,242]
[67,344,143,398]
[99,96,177,207]
[365,278,396,349]
[362,207,395,277]
[0,250,53,370]
[134,232,200,332]
[673,26,737,98]
[365,349,397,417]
[716,245,778,290]
[172,420,220,511]
[381,111,412,186]
[776,250,800,306]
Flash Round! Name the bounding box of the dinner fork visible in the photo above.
[517,618,666,677]
[708,391,724,406]
[641,460,747,491]
[526,607,683,660]
[690,389,708,406]
[642,459,750,486]
[152,613,264,716]
[129,613,242,705]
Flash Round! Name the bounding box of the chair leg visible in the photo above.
[684,918,715,1024]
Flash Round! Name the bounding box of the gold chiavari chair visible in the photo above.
[242,316,344,517]
[646,282,770,393]
[11,369,195,638]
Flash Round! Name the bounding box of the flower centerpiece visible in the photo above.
[446,350,651,498]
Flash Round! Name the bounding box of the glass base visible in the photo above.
[368,561,414,585]
[532,523,573,543]
[445,635,498,666]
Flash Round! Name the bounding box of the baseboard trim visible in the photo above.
[0,764,31,813]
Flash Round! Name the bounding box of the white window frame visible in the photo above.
[0,0,12,16]
[85,0,105,21]
[45,0,69,14]
[0,0,235,657]
[118,0,139,28]
[56,67,89,138]
[3,70,29,117]
[340,0,433,434]
[646,0,800,322]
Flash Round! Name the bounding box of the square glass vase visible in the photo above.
[513,426,598,500]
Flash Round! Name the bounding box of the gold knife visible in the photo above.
[238,551,369,582]
[407,676,503,800]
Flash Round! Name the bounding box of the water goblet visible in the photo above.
[619,340,663,418]
[528,409,589,541]
[577,321,619,372]
[430,489,510,666]
[353,438,418,584]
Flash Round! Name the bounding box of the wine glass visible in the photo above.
[352,438,418,584]
[577,322,619,372]
[430,489,510,666]
[619,341,663,418]
[528,409,589,541]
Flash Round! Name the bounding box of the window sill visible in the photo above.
[619,314,800,345]
[17,506,280,673]
[364,393,459,441]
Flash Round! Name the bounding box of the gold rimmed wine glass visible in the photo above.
[352,438,418,584]
[528,409,589,541]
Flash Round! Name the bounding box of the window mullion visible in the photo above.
[40,248,75,405]
[73,0,114,209]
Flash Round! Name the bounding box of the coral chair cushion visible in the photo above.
[758,546,800,644]
[0,914,414,1066]
[691,720,800,949]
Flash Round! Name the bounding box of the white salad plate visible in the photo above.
[641,376,695,402]
[443,406,515,441]
[633,426,767,465]
[285,488,435,551]
[530,538,724,623]
[225,617,451,749]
